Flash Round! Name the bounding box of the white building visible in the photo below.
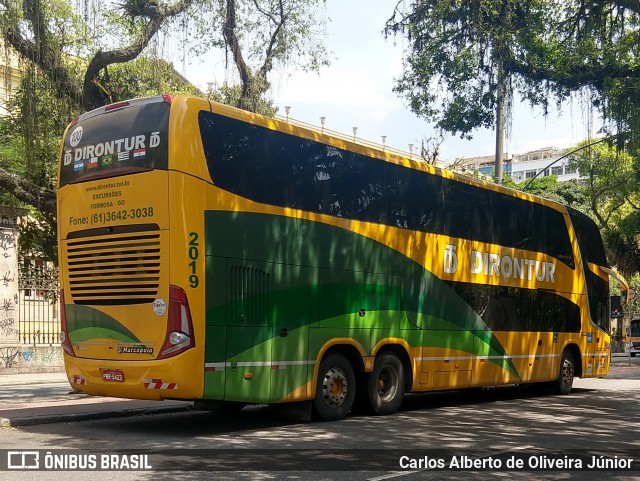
[449,146,581,182]
[510,146,580,183]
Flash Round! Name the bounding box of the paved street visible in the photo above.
[0,359,639,480]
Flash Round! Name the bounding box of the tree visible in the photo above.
[384,0,546,182]
[0,0,198,215]
[507,1,640,154]
[0,0,329,215]
[385,1,640,176]
[216,0,330,112]
[567,141,640,276]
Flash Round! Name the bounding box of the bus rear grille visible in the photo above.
[66,231,161,305]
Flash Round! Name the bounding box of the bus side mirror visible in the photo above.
[610,295,623,318]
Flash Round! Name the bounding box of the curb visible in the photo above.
[0,404,193,427]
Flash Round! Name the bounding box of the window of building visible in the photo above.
[21,258,47,300]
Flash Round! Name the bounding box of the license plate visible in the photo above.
[101,369,125,382]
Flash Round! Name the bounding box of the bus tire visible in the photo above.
[367,353,405,415]
[554,349,575,395]
[313,353,356,421]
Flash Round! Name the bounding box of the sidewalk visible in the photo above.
[0,362,636,428]
[0,371,192,427]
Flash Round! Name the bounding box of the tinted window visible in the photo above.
[386,163,443,232]
[315,146,386,223]
[448,281,581,332]
[199,112,317,211]
[567,207,609,331]
[567,207,608,266]
[531,203,575,268]
[60,101,169,187]
[198,110,574,267]
[442,179,493,243]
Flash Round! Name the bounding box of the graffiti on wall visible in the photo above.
[0,229,15,256]
[0,345,64,368]
[0,227,18,342]
[0,295,16,337]
[0,346,19,368]
[20,346,64,365]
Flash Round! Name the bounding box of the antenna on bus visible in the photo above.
[320,117,326,133]
[409,144,414,159]
[381,136,387,151]
[284,106,291,122]
[352,127,358,142]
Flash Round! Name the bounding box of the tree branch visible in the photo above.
[223,0,252,108]
[257,0,286,82]
[0,167,56,217]
[2,1,83,107]
[83,0,195,110]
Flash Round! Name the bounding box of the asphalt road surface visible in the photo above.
[1,363,639,481]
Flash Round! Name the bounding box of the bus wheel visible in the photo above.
[313,353,356,421]
[554,349,575,395]
[367,353,405,415]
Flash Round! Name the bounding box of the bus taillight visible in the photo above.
[59,289,76,357]
[104,101,130,111]
[157,285,195,359]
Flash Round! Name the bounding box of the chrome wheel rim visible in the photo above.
[561,358,574,388]
[376,365,399,402]
[322,367,348,407]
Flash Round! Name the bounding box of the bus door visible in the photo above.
[532,331,561,382]
[267,263,311,403]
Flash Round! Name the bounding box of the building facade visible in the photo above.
[0,44,21,116]
[451,146,580,183]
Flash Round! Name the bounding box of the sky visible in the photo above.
[178,0,598,162]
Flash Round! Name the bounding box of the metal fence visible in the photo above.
[17,267,60,345]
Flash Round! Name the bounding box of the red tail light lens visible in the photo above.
[157,285,195,359]
[104,101,130,112]
[59,289,76,357]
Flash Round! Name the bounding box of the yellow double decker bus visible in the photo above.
[57,95,622,421]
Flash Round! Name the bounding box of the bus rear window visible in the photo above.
[59,101,170,187]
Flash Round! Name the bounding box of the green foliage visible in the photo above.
[510,140,640,276]
[205,82,277,117]
[567,140,636,230]
[18,210,58,265]
[0,0,329,265]
[8,66,76,186]
[92,57,202,105]
[513,175,590,210]
[385,0,546,139]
